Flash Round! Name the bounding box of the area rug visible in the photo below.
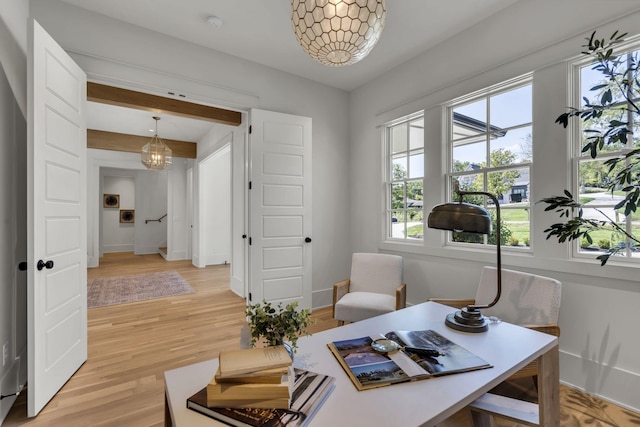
[88,271,195,308]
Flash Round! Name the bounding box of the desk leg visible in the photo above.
[537,343,560,426]
[470,410,495,427]
[165,392,174,427]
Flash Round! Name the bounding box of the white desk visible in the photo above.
[164,302,559,427]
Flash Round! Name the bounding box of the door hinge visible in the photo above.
[249,125,252,134]
[249,292,252,302]
[249,237,252,245]
[249,181,252,190]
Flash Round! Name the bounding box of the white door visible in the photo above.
[27,19,87,417]
[248,109,312,310]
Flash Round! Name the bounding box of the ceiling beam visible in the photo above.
[87,82,242,127]
[88,129,197,159]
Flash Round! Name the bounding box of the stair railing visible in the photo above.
[145,214,167,224]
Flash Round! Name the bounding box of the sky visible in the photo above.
[451,84,532,165]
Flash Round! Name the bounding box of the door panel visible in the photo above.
[27,19,87,417]
[249,109,312,310]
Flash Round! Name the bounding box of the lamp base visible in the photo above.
[445,307,488,333]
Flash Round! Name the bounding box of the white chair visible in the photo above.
[431,267,561,426]
[431,266,562,382]
[333,253,406,325]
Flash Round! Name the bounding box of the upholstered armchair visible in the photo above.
[332,253,406,325]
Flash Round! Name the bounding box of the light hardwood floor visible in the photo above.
[5,252,639,426]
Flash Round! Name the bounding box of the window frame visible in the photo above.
[444,75,534,252]
[569,39,640,263]
[383,112,425,244]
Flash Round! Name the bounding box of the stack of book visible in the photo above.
[187,346,335,427]
[208,346,295,409]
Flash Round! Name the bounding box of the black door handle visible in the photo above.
[37,260,54,271]
[305,237,312,243]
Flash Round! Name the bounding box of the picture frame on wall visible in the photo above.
[120,209,135,223]
[103,194,120,208]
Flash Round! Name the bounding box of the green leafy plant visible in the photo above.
[538,30,640,265]
[245,301,313,352]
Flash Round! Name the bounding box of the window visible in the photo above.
[573,42,640,260]
[385,114,424,241]
[447,78,533,248]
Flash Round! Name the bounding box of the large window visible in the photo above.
[447,78,533,248]
[385,114,424,241]
[573,43,640,260]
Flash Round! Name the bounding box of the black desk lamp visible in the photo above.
[427,185,502,333]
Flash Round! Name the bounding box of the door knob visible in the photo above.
[305,237,312,243]
[37,260,54,271]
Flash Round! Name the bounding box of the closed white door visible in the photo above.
[248,109,312,310]
[27,19,87,416]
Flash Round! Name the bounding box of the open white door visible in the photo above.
[27,19,87,416]
[248,109,312,310]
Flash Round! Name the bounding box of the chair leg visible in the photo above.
[338,320,344,326]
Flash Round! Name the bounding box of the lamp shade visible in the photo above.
[427,202,492,234]
[291,0,386,66]
[141,138,172,170]
[141,116,172,170]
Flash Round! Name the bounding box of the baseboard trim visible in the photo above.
[0,359,22,424]
[312,288,332,310]
[560,350,640,414]
[104,244,134,253]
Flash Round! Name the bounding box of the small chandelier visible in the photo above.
[141,116,172,170]
[291,0,386,67]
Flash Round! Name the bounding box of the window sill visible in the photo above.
[379,240,640,284]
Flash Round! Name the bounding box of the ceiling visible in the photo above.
[61,0,520,142]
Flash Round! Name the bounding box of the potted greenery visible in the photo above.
[245,300,314,353]
[539,30,640,265]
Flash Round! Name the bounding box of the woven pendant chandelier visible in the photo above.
[291,0,386,66]
[141,116,172,170]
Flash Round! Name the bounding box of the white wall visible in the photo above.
[0,0,27,117]
[202,145,231,266]
[349,1,640,413]
[0,51,27,425]
[166,158,192,261]
[0,2,28,423]
[134,169,169,254]
[101,173,135,253]
[196,123,247,295]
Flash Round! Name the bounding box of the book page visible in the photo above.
[385,350,430,378]
[218,346,292,378]
[327,336,410,390]
[386,330,492,376]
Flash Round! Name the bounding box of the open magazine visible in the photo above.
[187,369,335,426]
[327,329,491,391]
